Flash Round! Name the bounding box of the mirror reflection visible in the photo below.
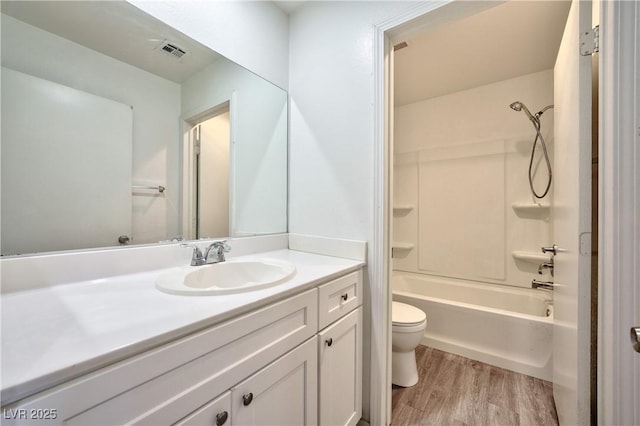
[1,1,288,256]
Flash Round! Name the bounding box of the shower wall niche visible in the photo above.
[393,70,554,289]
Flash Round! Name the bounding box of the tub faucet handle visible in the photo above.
[541,244,558,256]
[532,279,554,291]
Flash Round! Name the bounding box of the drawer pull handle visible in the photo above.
[341,293,348,301]
[326,337,333,347]
[242,393,254,406]
[216,411,229,426]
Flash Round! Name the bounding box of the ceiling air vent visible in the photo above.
[156,40,188,59]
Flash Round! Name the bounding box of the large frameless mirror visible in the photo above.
[1,1,288,256]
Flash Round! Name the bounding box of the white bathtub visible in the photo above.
[392,271,553,381]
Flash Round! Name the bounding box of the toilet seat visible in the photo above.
[392,301,426,327]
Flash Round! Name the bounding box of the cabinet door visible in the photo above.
[174,391,231,426]
[232,338,317,426]
[318,307,362,426]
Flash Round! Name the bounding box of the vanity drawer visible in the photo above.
[318,270,362,329]
[4,289,317,425]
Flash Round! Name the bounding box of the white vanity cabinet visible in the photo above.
[317,271,363,426]
[177,337,318,426]
[1,268,363,426]
[2,289,318,426]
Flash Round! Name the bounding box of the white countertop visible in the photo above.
[1,249,364,405]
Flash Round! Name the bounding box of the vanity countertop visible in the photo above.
[0,249,364,406]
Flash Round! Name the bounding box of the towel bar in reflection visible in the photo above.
[132,185,165,193]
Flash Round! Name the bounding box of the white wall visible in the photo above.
[288,2,420,420]
[128,0,289,90]
[393,70,555,289]
[289,1,415,241]
[1,14,181,246]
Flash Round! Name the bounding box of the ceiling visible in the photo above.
[1,1,221,83]
[273,1,308,15]
[394,1,572,106]
[2,1,570,94]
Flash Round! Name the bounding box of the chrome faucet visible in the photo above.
[205,240,231,264]
[181,241,231,266]
[538,260,554,276]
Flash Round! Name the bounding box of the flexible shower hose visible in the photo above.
[528,118,553,199]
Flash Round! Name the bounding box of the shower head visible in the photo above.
[509,100,537,124]
[510,101,523,111]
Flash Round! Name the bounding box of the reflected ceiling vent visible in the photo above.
[156,40,188,60]
[394,41,409,51]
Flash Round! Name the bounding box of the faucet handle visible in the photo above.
[181,243,205,266]
[203,240,231,264]
[211,240,231,252]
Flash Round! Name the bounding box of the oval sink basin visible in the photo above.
[156,258,296,296]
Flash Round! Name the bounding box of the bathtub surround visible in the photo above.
[393,70,555,289]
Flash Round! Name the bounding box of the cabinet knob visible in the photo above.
[242,393,254,406]
[216,411,229,426]
[325,337,333,347]
[341,293,348,301]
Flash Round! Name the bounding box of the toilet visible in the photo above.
[392,301,427,387]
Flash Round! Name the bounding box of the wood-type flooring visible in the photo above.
[391,346,559,426]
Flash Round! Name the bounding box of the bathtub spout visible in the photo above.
[532,279,554,290]
[538,261,554,276]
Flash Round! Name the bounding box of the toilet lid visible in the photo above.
[392,301,426,326]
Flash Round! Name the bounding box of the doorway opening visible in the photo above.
[383,1,596,425]
[183,101,232,240]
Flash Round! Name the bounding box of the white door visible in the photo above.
[198,112,230,238]
[1,68,132,254]
[552,0,593,424]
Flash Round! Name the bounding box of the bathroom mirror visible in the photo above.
[0,1,288,256]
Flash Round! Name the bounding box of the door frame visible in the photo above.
[372,1,639,425]
[181,99,234,240]
[371,2,506,424]
[598,1,640,425]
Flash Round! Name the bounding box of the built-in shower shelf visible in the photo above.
[393,205,415,215]
[512,251,551,263]
[392,242,414,251]
[511,203,550,216]
[392,242,414,259]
